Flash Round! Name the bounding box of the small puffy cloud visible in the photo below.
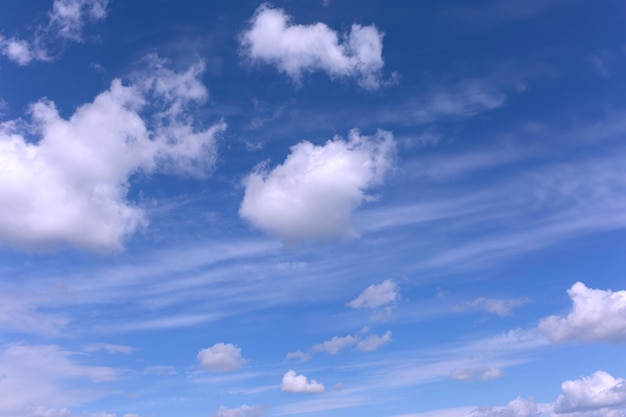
[286,350,312,362]
[240,130,394,243]
[0,37,44,65]
[281,370,325,394]
[197,343,248,372]
[287,329,391,361]
[212,405,264,417]
[311,335,358,355]
[554,371,626,415]
[453,297,530,317]
[472,397,540,417]
[0,57,224,252]
[348,279,398,309]
[538,282,626,343]
[356,330,392,352]
[449,366,504,383]
[240,5,386,89]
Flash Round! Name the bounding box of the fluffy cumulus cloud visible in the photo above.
[471,397,540,417]
[538,282,626,343]
[0,0,109,65]
[453,297,530,317]
[0,57,224,251]
[240,130,395,242]
[554,371,626,415]
[449,366,504,383]
[240,5,386,89]
[212,405,264,417]
[197,343,248,372]
[348,279,398,309]
[281,370,325,394]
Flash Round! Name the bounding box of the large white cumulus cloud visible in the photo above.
[554,371,626,415]
[538,282,626,344]
[0,57,225,251]
[240,5,386,89]
[239,129,395,243]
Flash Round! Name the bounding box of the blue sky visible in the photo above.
[1,1,626,417]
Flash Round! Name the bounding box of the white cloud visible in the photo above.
[240,129,394,242]
[0,344,117,417]
[212,405,264,417]
[311,335,358,355]
[538,282,626,344]
[348,279,398,309]
[281,370,325,394]
[83,343,135,354]
[449,366,503,383]
[50,0,109,41]
[356,330,392,351]
[471,397,540,417]
[286,350,312,362]
[288,329,391,360]
[554,371,626,415]
[197,343,248,372]
[453,297,530,317]
[0,0,109,65]
[0,57,225,251]
[240,5,385,89]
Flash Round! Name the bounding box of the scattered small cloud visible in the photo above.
[0,0,110,65]
[453,297,530,317]
[212,404,264,417]
[356,330,392,352]
[281,370,325,394]
[471,397,540,417]
[287,329,391,360]
[197,343,248,372]
[83,343,135,354]
[449,366,504,383]
[348,279,398,309]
